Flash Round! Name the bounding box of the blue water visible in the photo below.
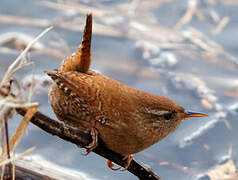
[1,0,238,179]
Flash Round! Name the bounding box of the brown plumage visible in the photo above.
[46,14,207,169]
[59,14,92,73]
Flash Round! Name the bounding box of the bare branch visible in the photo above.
[16,108,161,180]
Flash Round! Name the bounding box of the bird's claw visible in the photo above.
[82,127,98,156]
[107,154,133,171]
[107,160,121,171]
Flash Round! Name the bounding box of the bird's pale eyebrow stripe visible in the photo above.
[145,108,169,116]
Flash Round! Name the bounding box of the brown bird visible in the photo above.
[46,14,207,170]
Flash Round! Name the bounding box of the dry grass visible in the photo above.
[0,27,52,179]
[0,0,237,179]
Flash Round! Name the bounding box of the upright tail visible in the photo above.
[59,13,92,73]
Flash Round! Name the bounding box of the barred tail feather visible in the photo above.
[60,13,92,73]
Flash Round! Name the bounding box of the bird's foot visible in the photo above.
[107,154,133,171]
[121,154,133,171]
[107,160,121,171]
[81,127,98,156]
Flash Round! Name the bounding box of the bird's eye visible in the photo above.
[163,113,172,120]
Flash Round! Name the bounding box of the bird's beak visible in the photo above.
[185,111,208,118]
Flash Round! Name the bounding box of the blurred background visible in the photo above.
[0,0,238,179]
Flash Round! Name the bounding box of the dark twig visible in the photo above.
[4,115,12,179]
[16,108,161,180]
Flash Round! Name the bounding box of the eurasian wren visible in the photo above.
[46,14,207,169]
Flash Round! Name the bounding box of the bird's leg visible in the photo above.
[107,154,133,171]
[82,127,98,156]
[121,154,133,171]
